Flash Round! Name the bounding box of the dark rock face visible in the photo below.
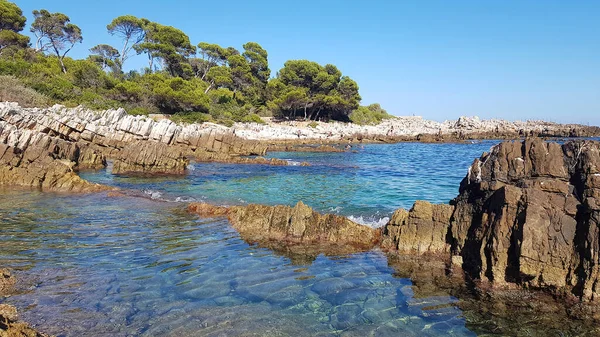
[448,138,600,300]
[188,201,381,250]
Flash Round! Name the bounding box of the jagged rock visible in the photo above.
[188,201,381,249]
[0,304,51,337]
[112,141,189,174]
[0,269,15,296]
[382,201,453,254]
[0,137,109,192]
[449,138,600,300]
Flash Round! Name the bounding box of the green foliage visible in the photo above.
[308,121,318,128]
[107,15,145,67]
[127,106,150,115]
[31,9,82,73]
[170,111,213,124]
[349,103,393,125]
[0,0,26,32]
[268,60,360,121]
[0,2,385,125]
[0,75,50,107]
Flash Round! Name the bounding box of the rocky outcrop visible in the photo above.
[112,141,189,174]
[447,138,600,300]
[0,102,276,188]
[0,130,109,192]
[188,201,381,249]
[0,304,51,337]
[381,201,453,255]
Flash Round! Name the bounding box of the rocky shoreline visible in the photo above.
[187,138,600,324]
[2,102,600,335]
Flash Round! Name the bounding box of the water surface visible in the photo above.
[1,140,580,336]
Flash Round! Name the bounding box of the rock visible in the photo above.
[382,201,453,254]
[0,137,109,192]
[187,203,229,217]
[188,201,381,249]
[0,269,15,296]
[112,141,189,174]
[0,304,18,322]
[449,138,600,300]
[0,304,51,337]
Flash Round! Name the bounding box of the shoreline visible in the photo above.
[2,102,600,335]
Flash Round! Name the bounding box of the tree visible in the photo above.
[204,65,232,93]
[193,42,232,79]
[31,9,82,73]
[0,0,26,31]
[269,60,361,121]
[227,54,252,97]
[134,22,195,77]
[89,44,121,73]
[107,15,145,68]
[242,42,270,84]
[0,0,29,54]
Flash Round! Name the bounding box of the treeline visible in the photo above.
[0,1,392,125]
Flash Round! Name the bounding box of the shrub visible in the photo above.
[0,75,51,107]
[241,113,265,124]
[349,103,394,125]
[308,121,318,128]
[127,107,150,116]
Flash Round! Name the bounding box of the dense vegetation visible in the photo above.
[0,1,392,125]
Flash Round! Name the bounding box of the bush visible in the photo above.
[349,103,393,125]
[0,75,51,107]
[127,107,150,116]
[308,121,318,128]
[241,113,265,124]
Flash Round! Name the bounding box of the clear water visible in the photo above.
[0,141,525,336]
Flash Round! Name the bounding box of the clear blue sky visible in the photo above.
[16,0,600,125]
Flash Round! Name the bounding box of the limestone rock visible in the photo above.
[112,141,189,175]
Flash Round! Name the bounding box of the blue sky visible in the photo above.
[16,0,600,125]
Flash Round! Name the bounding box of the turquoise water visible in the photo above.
[0,141,528,336]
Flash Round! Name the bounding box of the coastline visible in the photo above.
[2,102,600,335]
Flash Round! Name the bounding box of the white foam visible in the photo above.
[186,164,196,171]
[144,190,163,200]
[347,215,390,229]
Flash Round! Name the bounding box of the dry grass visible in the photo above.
[0,75,51,108]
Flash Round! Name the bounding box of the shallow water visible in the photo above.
[0,140,586,336]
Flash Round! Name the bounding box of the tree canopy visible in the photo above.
[0,2,387,126]
[0,0,29,54]
[31,9,82,73]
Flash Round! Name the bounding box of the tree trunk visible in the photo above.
[304,103,308,120]
[204,82,213,94]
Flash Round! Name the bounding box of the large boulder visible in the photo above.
[449,138,600,300]
[381,201,453,254]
